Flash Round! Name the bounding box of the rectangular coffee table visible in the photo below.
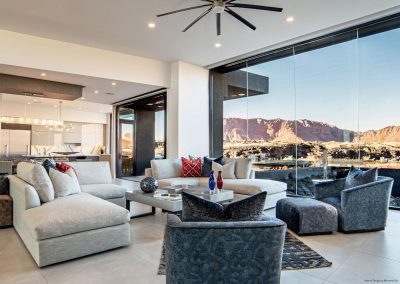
[125,186,234,218]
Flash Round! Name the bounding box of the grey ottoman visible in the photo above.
[276,197,338,235]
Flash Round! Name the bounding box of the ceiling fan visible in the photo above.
[157,0,283,36]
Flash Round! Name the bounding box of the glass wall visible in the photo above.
[212,16,400,208]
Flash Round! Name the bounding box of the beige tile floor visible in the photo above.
[0,207,399,284]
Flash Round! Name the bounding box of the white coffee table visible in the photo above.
[125,186,234,218]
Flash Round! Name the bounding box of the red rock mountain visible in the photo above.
[223,118,400,143]
[354,126,400,143]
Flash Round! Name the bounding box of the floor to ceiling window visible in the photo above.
[210,14,400,209]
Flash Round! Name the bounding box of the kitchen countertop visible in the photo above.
[22,154,100,158]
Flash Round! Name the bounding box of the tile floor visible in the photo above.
[0,206,399,284]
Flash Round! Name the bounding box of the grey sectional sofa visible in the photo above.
[147,158,287,209]
[9,162,131,267]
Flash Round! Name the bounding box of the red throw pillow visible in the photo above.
[56,162,73,173]
[181,157,202,177]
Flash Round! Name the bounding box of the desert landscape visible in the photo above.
[223,117,400,168]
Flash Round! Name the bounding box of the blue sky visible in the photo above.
[224,28,400,132]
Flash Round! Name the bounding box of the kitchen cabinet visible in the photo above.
[0,129,30,158]
[62,123,82,144]
[81,124,104,147]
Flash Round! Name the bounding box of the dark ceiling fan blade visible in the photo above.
[228,4,283,12]
[225,8,256,31]
[182,8,212,32]
[157,4,212,17]
[217,13,221,36]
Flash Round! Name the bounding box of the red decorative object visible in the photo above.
[56,163,76,174]
[217,171,224,190]
[181,157,202,177]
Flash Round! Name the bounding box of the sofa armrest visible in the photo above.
[145,168,153,178]
[9,175,41,210]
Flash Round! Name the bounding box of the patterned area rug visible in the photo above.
[158,232,332,275]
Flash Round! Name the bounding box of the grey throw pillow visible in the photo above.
[181,191,266,222]
[344,166,378,189]
[182,192,225,222]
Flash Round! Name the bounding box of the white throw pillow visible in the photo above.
[49,168,81,198]
[212,161,236,179]
[17,162,55,203]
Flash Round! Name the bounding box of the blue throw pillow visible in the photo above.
[181,191,266,222]
[42,159,57,174]
[344,166,378,189]
[202,156,224,177]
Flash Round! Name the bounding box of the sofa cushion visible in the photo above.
[158,177,207,188]
[66,162,112,185]
[17,162,54,203]
[225,158,253,179]
[212,161,236,179]
[151,159,182,180]
[344,166,378,189]
[203,156,224,177]
[49,168,81,198]
[23,193,130,241]
[181,157,202,177]
[200,179,287,196]
[80,184,126,200]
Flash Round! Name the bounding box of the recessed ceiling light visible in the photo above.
[41,73,46,77]
[148,22,156,29]
[53,104,58,108]
[81,97,85,100]
[286,16,294,23]
[112,82,117,86]
[94,90,99,94]
[215,43,221,48]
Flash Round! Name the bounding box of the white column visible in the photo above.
[167,61,209,158]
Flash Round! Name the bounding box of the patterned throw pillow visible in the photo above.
[181,191,266,222]
[181,157,202,177]
[212,161,236,179]
[344,166,378,189]
[203,156,224,177]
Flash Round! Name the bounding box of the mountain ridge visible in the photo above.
[223,118,400,143]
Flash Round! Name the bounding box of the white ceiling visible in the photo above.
[0,0,400,67]
[0,64,161,104]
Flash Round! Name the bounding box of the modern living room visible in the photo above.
[1,1,400,284]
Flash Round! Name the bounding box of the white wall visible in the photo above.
[0,30,170,88]
[167,61,209,158]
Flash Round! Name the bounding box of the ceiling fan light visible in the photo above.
[212,5,225,14]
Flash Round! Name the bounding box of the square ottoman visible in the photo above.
[276,197,338,235]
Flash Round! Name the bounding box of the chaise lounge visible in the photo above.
[9,162,131,267]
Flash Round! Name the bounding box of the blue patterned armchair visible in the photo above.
[315,176,393,233]
[165,214,286,284]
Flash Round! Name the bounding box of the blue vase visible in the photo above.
[209,170,216,192]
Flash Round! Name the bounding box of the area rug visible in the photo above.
[158,232,332,275]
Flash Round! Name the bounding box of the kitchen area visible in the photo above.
[0,73,113,175]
